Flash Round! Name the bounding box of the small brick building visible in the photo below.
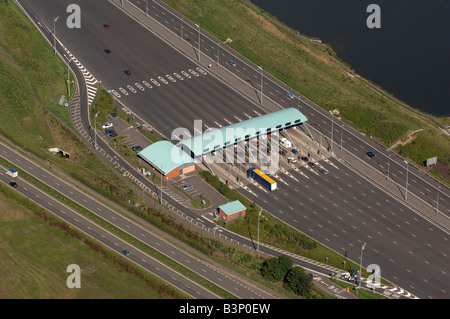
[218,200,246,223]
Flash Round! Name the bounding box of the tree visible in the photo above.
[260,254,293,282]
[283,266,313,297]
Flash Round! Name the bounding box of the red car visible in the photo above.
[108,132,118,138]
[103,24,110,29]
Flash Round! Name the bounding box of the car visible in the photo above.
[309,273,318,280]
[131,146,142,152]
[105,129,115,134]
[121,249,130,256]
[279,150,286,156]
[103,24,110,29]
[104,49,111,55]
[9,181,17,188]
[111,112,118,119]
[287,157,297,163]
[367,151,375,158]
[102,122,113,129]
[228,60,237,67]
[300,156,309,162]
[308,161,316,168]
[124,70,131,76]
[286,91,295,99]
[291,149,298,155]
[319,168,329,175]
[182,184,193,191]
[108,132,118,138]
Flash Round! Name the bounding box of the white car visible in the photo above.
[102,122,113,129]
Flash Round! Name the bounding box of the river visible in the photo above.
[251,0,450,117]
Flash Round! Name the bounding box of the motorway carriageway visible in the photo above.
[0,142,276,299]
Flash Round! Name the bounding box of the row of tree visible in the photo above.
[260,254,313,297]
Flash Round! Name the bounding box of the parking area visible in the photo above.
[172,174,228,210]
[102,114,151,150]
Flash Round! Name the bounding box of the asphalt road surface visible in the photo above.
[16,0,450,299]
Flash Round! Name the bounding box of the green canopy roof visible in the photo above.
[179,108,307,157]
[138,141,196,175]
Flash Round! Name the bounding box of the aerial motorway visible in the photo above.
[14,0,450,299]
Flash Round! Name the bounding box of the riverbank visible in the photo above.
[162,0,449,184]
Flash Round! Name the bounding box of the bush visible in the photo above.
[283,266,313,297]
[260,254,292,282]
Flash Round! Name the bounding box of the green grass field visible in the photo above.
[0,183,186,298]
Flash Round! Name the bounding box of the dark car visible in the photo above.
[367,151,375,158]
[121,249,130,256]
[108,132,118,138]
[105,129,115,134]
[111,112,118,119]
[104,49,111,55]
[131,146,142,152]
[319,168,329,175]
[9,181,18,188]
[103,24,110,29]
[124,70,131,76]
[291,149,298,155]
[300,156,309,162]
[308,161,316,168]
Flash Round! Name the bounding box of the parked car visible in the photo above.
[105,129,115,135]
[102,122,113,129]
[319,168,329,175]
[182,184,193,191]
[108,132,118,138]
[110,112,118,119]
[131,146,142,152]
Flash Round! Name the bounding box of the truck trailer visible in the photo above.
[6,168,18,178]
[248,167,277,191]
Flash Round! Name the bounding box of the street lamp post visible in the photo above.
[160,164,164,205]
[257,208,262,256]
[359,242,366,282]
[196,24,201,62]
[53,16,59,55]
[436,186,440,213]
[258,66,263,105]
[217,42,220,68]
[67,58,73,97]
[404,160,409,201]
[94,111,99,150]
[330,111,334,151]
[387,154,391,181]
[180,18,183,41]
